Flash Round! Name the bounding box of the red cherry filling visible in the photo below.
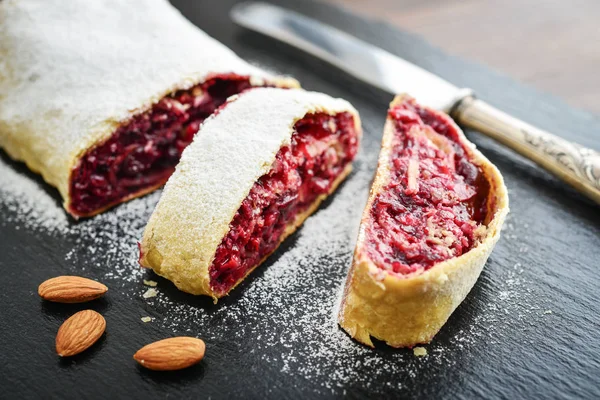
[364,99,490,276]
[209,112,359,295]
[69,74,256,217]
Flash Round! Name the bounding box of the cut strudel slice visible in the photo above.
[339,95,509,348]
[0,0,297,217]
[139,88,361,299]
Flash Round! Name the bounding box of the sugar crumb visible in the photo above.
[142,288,158,299]
[141,316,152,323]
[413,347,427,357]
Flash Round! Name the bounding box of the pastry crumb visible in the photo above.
[141,316,152,323]
[543,310,553,315]
[413,347,427,357]
[142,288,157,299]
[143,279,158,287]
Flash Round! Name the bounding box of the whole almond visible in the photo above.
[133,337,205,371]
[38,276,108,303]
[56,310,106,357]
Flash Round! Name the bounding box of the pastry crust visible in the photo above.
[140,88,361,299]
[0,0,298,217]
[338,94,509,348]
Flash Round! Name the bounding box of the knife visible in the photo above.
[231,2,600,205]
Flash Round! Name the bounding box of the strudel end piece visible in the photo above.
[0,0,298,217]
[139,88,361,299]
[338,95,509,348]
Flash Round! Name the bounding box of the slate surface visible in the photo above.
[1,0,599,399]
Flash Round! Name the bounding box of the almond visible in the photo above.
[133,337,205,371]
[38,276,107,303]
[56,310,106,357]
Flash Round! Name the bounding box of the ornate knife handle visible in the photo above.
[453,96,600,205]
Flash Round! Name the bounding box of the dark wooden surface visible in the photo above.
[324,0,600,115]
[1,0,600,399]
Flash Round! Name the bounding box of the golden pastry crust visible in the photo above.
[0,0,298,217]
[140,88,362,300]
[338,94,509,348]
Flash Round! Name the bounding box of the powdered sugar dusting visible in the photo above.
[0,155,157,284]
[0,151,542,394]
[0,159,68,233]
[141,88,359,295]
[0,0,289,201]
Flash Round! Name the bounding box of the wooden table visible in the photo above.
[323,0,600,115]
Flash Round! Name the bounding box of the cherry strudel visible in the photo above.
[0,0,297,217]
[338,95,509,348]
[139,88,361,299]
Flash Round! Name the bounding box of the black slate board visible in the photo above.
[1,1,599,398]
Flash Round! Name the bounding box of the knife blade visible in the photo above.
[231,2,600,205]
[231,1,470,112]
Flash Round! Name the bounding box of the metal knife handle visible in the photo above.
[454,97,600,204]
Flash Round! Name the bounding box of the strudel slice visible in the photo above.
[0,0,297,217]
[139,88,361,299]
[339,95,509,348]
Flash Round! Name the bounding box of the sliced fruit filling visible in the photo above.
[364,99,490,276]
[209,112,359,295]
[69,74,256,216]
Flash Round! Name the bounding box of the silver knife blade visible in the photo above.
[231,2,472,112]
